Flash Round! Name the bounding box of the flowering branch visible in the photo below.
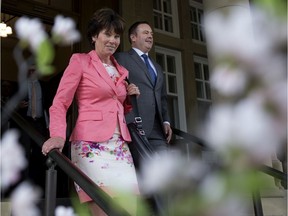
[1,14,81,216]
[139,2,286,216]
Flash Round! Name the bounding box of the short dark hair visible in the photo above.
[87,8,125,48]
[128,21,150,44]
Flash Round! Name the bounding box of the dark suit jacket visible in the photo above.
[114,49,170,137]
[18,80,49,118]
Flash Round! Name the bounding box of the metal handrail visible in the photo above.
[8,109,130,216]
[260,164,287,183]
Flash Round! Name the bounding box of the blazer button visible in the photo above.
[112,95,117,100]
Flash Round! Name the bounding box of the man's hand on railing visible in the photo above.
[42,137,65,156]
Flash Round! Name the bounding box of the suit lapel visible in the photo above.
[129,49,156,87]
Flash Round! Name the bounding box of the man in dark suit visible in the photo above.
[114,21,172,152]
[17,65,49,194]
[115,21,173,215]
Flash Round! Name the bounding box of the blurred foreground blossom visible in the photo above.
[52,15,81,45]
[14,15,81,75]
[205,6,286,91]
[4,8,82,216]
[140,151,209,194]
[140,152,253,216]
[11,182,41,216]
[15,17,48,52]
[140,1,286,216]
[204,3,286,163]
[55,206,78,216]
[0,130,27,190]
[205,98,283,162]
[211,65,247,97]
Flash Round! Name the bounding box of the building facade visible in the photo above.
[1,0,219,135]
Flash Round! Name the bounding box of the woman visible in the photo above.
[42,8,140,216]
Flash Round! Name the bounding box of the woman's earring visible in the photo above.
[91,38,95,46]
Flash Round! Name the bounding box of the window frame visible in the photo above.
[194,55,211,102]
[153,0,180,38]
[189,0,206,44]
[156,46,187,131]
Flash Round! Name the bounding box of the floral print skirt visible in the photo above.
[71,126,139,203]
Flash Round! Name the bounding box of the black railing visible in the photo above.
[172,127,287,216]
[260,164,287,184]
[8,110,130,216]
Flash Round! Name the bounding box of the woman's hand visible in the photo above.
[42,137,65,156]
[127,83,140,97]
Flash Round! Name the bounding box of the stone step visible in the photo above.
[1,201,11,216]
[244,188,287,216]
[261,189,287,216]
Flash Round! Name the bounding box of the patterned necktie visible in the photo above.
[141,54,157,86]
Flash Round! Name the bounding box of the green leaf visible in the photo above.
[254,0,287,18]
[35,39,55,76]
[70,195,91,216]
[113,191,150,216]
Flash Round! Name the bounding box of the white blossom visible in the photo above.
[55,206,77,216]
[52,15,81,45]
[140,151,208,194]
[0,130,27,190]
[245,9,286,85]
[233,97,282,158]
[200,173,226,203]
[211,65,247,97]
[140,152,181,193]
[204,8,262,61]
[204,7,286,86]
[15,17,48,52]
[205,97,282,161]
[11,182,41,216]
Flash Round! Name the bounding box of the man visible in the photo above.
[115,21,172,152]
[115,21,173,215]
[17,65,49,195]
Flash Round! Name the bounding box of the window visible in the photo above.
[189,0,205,43]
[194,56,211,118]
[156,46,186,131]
[153,0,179,37]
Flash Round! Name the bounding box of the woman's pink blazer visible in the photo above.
[49,50,132,143]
